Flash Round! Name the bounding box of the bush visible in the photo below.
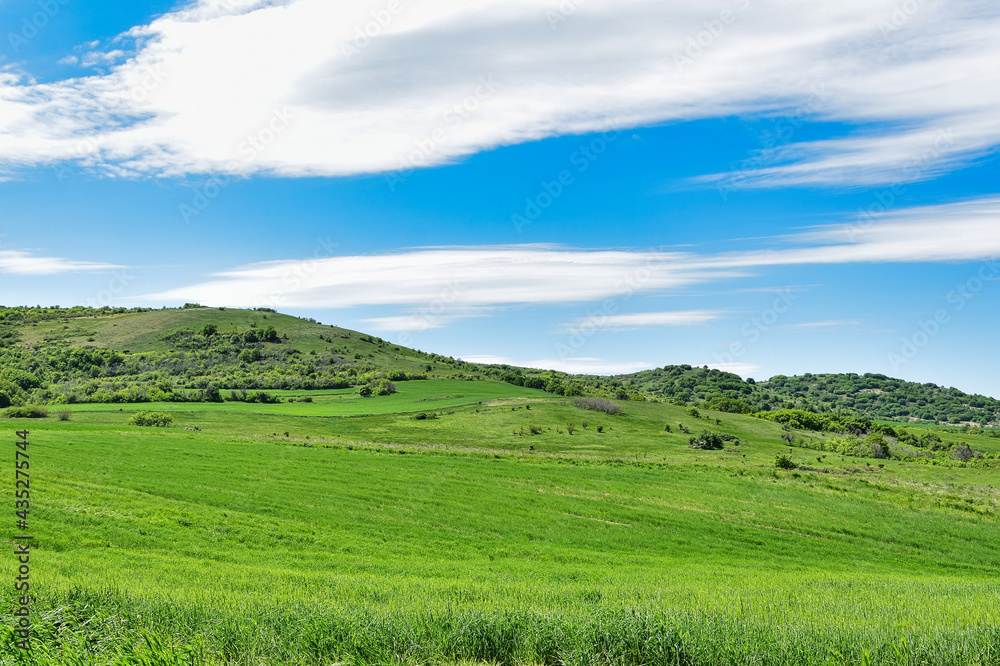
[4,405,49,419]
[572,397,621,415]
[950,442,977,462]
[528,424,542,435]
[687,407,701,418]
[688,430,739,450]
[703,397,754,414]
[775,454,798,470]
[758,409,830,432]
[128,411,173,427]
[56,409,71,421]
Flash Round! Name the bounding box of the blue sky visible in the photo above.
[1,0,999,396]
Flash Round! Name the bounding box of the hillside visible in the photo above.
[611,365,1000,427]
[1,305,998,429]
[3,304,1000,664]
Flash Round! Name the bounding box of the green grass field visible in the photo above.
[3,384,1000,664]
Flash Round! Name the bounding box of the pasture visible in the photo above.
[3,387,1000,664]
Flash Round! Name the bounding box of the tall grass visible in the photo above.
[572,397,621,414]
[4,589,1000,665]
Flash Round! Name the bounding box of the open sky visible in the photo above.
[1,0,998,396]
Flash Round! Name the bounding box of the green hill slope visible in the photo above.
[1,305,998,428]
[612,365,1000,427]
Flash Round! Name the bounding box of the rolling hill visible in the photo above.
[1,304,998,429]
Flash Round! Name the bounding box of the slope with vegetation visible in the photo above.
[2,304,1000,664]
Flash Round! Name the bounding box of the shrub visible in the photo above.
[528,424,542,435]
[572,397,621,415]
[758,409,830,432]
[951,442,976,462]
[4,405,49,419]
[128,411,173,427]
[56,409,71,421]
[687,407,701,418]
[413,412,438,421]
[372,379,397,396]
[703,397,754,414]
[775,454,798,470]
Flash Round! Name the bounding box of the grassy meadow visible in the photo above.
[3,383,1000,664]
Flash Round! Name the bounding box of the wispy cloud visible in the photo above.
[362,313,483,332]
[0,250,122,275]
[0,0,998,186]
[140,245,734,308]
[556,310,722,334]
[139,197,1000,311]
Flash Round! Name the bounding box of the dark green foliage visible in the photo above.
[688,430,740,450]
[4,404,48,418]
[775,454,798,469]
[703,396,754,414]
[758,409,833,432]
[128,410,173,427]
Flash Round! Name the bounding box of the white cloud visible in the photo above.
[140,245,735,308]
[362,313,481,332]
[0,250,122,275]
[0,0,997,185]
[139,197,1000,310]
[459,354,653,375]
[557,310,722,333]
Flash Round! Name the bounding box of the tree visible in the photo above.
[201,324,218,337]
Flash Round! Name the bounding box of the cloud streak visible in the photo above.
[557,310,722,333]
[139,197,1000,311]
[0,0,997,186]
[0,250,122,275]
